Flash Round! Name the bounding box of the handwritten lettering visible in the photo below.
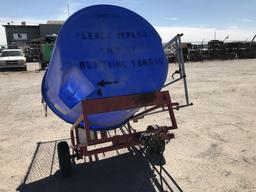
[76,31,147,40]
[79,57,164,71]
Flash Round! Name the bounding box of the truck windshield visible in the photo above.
[1,51,23,57]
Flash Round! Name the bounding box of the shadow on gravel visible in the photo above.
[0,66,27,72]
[17,140,182,192]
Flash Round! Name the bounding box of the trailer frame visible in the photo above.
[69,91,177,160]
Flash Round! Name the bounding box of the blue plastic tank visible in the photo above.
[41,5,168,130]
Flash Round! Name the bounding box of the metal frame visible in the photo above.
[70,91,177,158]
[163,33,193,108]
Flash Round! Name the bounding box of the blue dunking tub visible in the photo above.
[41,5,168,130]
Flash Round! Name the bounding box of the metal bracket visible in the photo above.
[163,33,193,108]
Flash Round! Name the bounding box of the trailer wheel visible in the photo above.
[57,141,72,177]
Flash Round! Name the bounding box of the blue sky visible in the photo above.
[1,0,256,44]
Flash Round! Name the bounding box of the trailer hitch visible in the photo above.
[139,125,173,166]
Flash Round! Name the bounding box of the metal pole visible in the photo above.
[164,33,183,49]
[177,36,190,105]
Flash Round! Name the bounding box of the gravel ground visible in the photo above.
[0,59,256,191]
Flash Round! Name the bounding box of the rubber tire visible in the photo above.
[57,141,72,177]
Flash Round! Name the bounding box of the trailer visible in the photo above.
[56,34,192,181]
[41,5,193,191]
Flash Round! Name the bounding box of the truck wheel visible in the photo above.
[40,62,48,70]
[57,141,72,177]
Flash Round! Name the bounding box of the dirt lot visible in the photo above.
[0,59,256,192]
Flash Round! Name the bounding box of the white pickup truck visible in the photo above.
[0,49,26,70]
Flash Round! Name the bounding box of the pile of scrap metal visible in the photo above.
[164,34,256,62]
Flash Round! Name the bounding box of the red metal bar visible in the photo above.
[83,110,92,144]
[73,126,176,147]
[82,91,171,114]
[80,142,138,156]
[166,92,178,129]
[74,133,175,157]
